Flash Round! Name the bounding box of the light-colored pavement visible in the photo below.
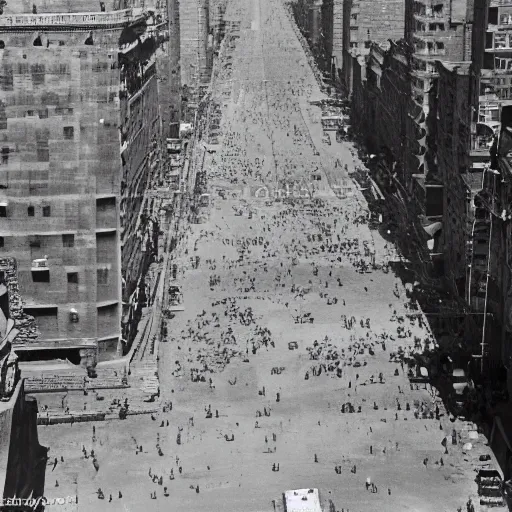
[38,0,494,511]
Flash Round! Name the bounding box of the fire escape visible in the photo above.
[467,166,498,372]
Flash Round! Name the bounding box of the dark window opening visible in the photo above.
[0,237,4,248]
[31,270,49,283]
[16,348,81,365]
[42,205,51,217]
[100,2,106,11]
[33,36,42,47]
[67,272,78,284]
[0,41,5,50]
[85,33,94,46]
[27,206,34,216]
[29,240,40,249]
[62,234,75,247]
[63,126,74,140]
[1,147,9,164]
[0,206,6,217]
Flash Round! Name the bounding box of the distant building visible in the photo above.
[341,0,405,97]
[180,0,211,111]
[0,1,172,368]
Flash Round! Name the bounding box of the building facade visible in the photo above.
[180,0,211,110]
[341,0,405,97]
[0,1,170,368]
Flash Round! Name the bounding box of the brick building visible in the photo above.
[0,0,172,368]
[341,0,405,97]
[405,0,474,203]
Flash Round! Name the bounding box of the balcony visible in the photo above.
[0,9,141,29]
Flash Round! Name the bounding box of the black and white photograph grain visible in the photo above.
[0,0,508,511]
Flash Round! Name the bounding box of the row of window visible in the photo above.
[31,268,109,284]
[0,205,51,218]
[0,233,73,249]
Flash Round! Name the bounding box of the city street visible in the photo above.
[38,0,492,511]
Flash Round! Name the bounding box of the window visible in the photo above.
[1,147,9,164]
[42,206,51,217]
[0,41,5,50]
[62,234,75,247]
[33,35,42,47]
[0,206,6,217]
[97,268,109,285]
[0,237,4,248]
[27,206,34,216]
[365,41,371,49]
[29,240,40,249]
[31,270,49,283]
[67,272,78,284]
[63,126,74,140]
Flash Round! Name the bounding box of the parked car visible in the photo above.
[452,368,474,396]
[321,133,331,145]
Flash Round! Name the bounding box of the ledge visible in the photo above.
[0,9,142,29]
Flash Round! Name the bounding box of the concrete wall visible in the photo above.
[0,44,122,350]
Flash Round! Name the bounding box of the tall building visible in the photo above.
[405,0,474,202]
[434,61,473,297]
[180,0,211,110]
[332,0,344,77]
[0,1,170,368]
[341,0,405,96]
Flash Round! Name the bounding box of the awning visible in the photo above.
[423,221,443,238]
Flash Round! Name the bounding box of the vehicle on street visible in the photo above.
[167,285,184,312]
[321,133,331,145]
[477,469,506,508]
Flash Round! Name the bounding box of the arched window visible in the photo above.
[84,32,94,46]
[33,35,42,47]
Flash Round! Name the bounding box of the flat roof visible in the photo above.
[284,489,321,512]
